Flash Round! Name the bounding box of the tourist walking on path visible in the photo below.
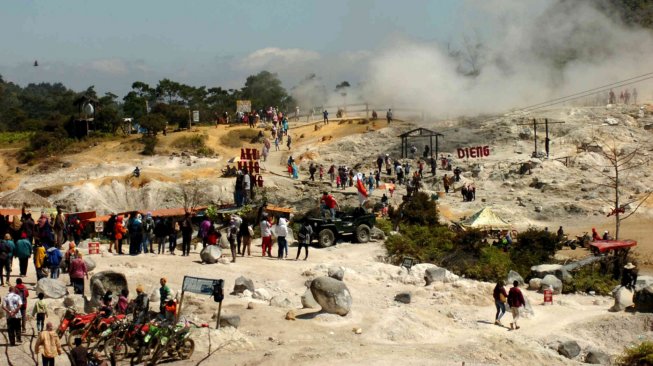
[260,213,273,257]
[239,217,252,257]
[507,280,525,330]
[3,286,23,346]
[180,212,193,256]
[276,216,289,259]
[295,219,313,261]
[35,322,63,366]
[32,292,48,332]
[493,280,508,326]
[69,252,88,295]
[227,219,238,263]
[34,241,46,280]
[15,278,28,332]
[0,234,14,286]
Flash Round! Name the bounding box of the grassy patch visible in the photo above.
[617,341,653,366]
[0,132,33,146]
[219,128,260,148]
[171,134,215,156]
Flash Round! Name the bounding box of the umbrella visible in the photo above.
[0,188,52,208]
[227,156,242,164]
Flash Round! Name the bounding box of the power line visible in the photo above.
[517,72,653,112]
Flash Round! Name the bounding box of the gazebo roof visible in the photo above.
[398,127,444,138]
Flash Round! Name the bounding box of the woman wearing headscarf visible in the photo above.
[37,214,54,247]
[129,214,143,255]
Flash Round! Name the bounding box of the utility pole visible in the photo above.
[517,118,565,158]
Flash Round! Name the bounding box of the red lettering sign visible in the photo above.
[456,146,491,159]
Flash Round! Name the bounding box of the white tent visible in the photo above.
[461,207,510,230]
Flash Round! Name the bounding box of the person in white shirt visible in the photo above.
[276,216,289,259]
[260,213,273,257]
[2,286,23,346]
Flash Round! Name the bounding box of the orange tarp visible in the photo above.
[0,209,22,217]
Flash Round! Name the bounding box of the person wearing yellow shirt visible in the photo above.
[35,322,62,366]
[34,242,46,280]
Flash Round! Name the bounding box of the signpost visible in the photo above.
[88,242,100,255]
[94,221,104,233]
[192,110,200,123]
[236,100,252,114]
[179,276,224,327]
[401,257,415,271]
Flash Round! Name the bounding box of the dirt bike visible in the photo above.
[130,321,164,365]
[103,320,148,361]
[66,310,126,349]
[148,320,205,365]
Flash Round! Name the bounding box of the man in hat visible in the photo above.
[622,263,638,290]
[132,284,150,324]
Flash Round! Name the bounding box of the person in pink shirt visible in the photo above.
[69,251,88,295]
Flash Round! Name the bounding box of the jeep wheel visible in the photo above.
[318,229,335,247]
[355,224,371,243]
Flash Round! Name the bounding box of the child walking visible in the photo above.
[32,292,48,332]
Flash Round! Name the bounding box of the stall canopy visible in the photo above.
[462,207,510,230]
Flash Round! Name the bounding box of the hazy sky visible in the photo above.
[0,0,478,96]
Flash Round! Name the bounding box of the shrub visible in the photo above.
[511,228,557,275]
[390,191,438,226]
[384,224,455,264]
[375,218,393,236]
[139,113,167,135]
[172,134,215,156]
[461,246,513,282]
[563,267,618,295]
[18,128,71,163]
[219,128,260,148]
[617,341,653,366]
[141,135,158,155]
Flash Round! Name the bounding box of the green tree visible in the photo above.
[139,113,167,135]
[241,71,292,110]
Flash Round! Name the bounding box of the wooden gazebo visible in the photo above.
[398,127,443,159]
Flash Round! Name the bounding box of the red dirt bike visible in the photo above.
[57,308,125,348]
[57,308,98,338]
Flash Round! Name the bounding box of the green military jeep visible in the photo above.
[306,207,376,247]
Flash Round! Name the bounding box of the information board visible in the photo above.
[236,100,252,114]
[182,276,221,295]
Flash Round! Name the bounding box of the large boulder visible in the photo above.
[634,285,653,312]
[200,245,222,264]
[554,268,573,283]
[530,264,563,279]
[301,289,319,309]
[232,276,255,294]
[506,270,525,287]
[310,277,352,316]
[90,271,128,307]
[328,266,345,281]
[36,278,68,299]
[611,286,634,312]
[529,278,542,291]
[541,275,563,294]
[585,350,610,364]
[83,256,97,272]
[558,341,581,359]
[424,267,458,285]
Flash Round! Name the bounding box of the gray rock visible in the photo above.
[310,276,352,316]
[219,315,241,328]
[394,292,411,304]
[424,267,458,285]
[506,270,525,287]
[370,227,386,240]
[328,266,345,281]
[558,341,581,359]
[90,271,128,307]
[634,285,653,312]
[233,276,255,294]
[635,276,653,292]
[200,245,222,264]
[150,288,160,303]
[83,256,96,272]
[541,275,563,294]
[529,278,542,291]
[253,288,271,301]
[301,289,319,309]
[555,268,573,283]
[585,350,610,364]
[36,278,68,299]
[531,264,563,279]
[610,286,634,312]
[270,296,292,308]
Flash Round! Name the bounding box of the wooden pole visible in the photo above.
[216,301,223,329]
[533,119,538,156]
[176,290,185,323]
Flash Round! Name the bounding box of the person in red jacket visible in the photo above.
[507,280,525,330]
[493,280,508,326]
[15,278,29,332]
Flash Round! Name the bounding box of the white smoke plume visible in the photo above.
[361,0,653,117]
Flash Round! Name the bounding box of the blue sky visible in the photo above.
[0,0,474,95]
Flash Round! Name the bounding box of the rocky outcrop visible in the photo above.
[90,271,128,307]
[36,278,68,299]
[506,270,524,286]
[394,292,411,304]
[424,267,458,285]
[541,275,562,294]
[301,289,319,309]
[200,245,222,264]
[233,276,255,294]
[328,266,345,281]
[558,341,580,359]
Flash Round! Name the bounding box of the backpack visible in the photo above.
[47,248,62,267]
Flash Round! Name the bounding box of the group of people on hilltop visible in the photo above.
[608,88,638,105]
